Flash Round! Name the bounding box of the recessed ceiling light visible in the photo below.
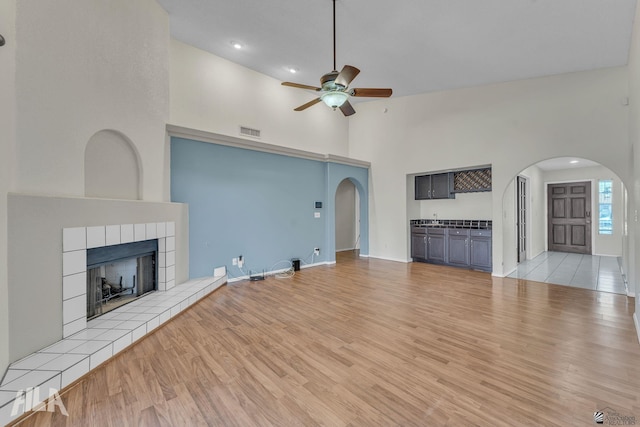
[570,160,579,164]
[231,41,243,50]
[288,68,298,74]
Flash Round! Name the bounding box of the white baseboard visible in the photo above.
[301,261,329,269]
[634,312,640,345]
[227,261,328,283]
[336,248,356,253]
[495,267,517,278]
[367,255,410,263]
[528,250,544,260]
[358,254,369,258]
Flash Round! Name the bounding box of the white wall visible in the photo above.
[418,192,492,221]
[349,67,630,274]
[14,0,170,201]
[2,0,173,372]
[502,179,517,274]
[0,0,16,377]
[169,40,350,157]
[628,2,640,309]
[542,165,624,256]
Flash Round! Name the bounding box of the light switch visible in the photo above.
[314,212,321,218]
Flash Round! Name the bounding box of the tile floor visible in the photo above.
[507,251,627,294]
[0,274,227,425]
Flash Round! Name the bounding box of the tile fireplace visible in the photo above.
[62,222,176,338]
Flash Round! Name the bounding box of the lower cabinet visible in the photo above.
[447,229,470,267]
[426,229,446,263]
[411,227,492,272]
[470,230,492,271]
[411,232,427,260]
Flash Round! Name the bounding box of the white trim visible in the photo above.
[325,154,370,168]
[227,261,329,283]
[359,254,369,258]
[301,261,330,269]
[494,267,517,278]
[336,247,357,253]
[634,312,640,345]
[368,255,410,263]
[628,291,635,298]
[167,125,371,168]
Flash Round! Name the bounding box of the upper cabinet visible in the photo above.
[415,173,455,200]
[415,166,492,200]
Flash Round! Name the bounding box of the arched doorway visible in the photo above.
[335,178,360,261]
[325,162,369,264]
[502,157,630,295]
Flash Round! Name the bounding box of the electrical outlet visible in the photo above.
[232,258,238,266]
[314,248,320,256]
[238,255,244,268]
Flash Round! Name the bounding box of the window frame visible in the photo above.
[598,179,613,235]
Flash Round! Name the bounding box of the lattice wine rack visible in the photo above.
[453,168,492,193]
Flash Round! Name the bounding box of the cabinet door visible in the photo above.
[431,173,453,199]
[447,233,470,266]
[426,233,446,263]
[415,175,431,200]
[411,234,427,260]
[470,237,492,271]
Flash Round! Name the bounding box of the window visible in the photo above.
[598,180,613,235]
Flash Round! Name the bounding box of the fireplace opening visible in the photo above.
[86,240,157,320]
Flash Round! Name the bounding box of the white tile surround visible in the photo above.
[62,222,177,338]
[0,221,228,425]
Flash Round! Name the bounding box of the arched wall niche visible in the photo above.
[84,130,142,200]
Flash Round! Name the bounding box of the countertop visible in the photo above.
[411,219,492,230]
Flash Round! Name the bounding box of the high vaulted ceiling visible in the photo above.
[156,0,637,99]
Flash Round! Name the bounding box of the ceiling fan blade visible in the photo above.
[282,82,321,91]
[294,98,322,111]
[339,100,356,117]
[335,65,360,87]
[351,88,393,97]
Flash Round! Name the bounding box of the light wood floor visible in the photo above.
[13,253,640,426]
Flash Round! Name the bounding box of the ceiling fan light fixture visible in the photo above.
[320,91,349,109]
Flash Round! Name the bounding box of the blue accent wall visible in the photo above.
[171,137,368,278]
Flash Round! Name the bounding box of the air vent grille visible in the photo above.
[240,126,261,138]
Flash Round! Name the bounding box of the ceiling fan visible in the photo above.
[281,0,392,117]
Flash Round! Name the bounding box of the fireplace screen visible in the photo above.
[86,240,157,319]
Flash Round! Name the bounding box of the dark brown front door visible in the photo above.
[547,181,591,254]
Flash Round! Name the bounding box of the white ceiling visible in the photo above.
[535,157,601,171]
[156,0,637,99]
